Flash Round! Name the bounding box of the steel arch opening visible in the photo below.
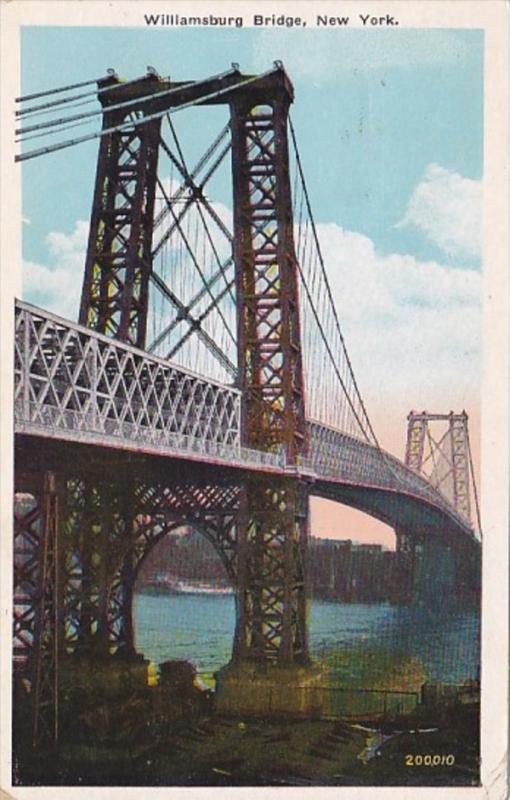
[132,521,237,687]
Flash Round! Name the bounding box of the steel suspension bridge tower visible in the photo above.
[54,64,316,716]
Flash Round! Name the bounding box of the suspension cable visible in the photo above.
[16,96,97,122]
[290,116,380,447]
[16,71,201,137]
[156,176,236,346]
[15,74,112,103]
[294,255,372,442]
[160,119,234,301]
[155,134,232,251]
[150,271,236,376]
[15,116,99,144]
[148,260,234,352]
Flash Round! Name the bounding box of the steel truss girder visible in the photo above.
[14,468,243,670]
[15,302,241,450]
[230,93,307,462]
[79,89,161,348]
[108,480,242,655]
[14,460,311,684]
[235,478,309,664]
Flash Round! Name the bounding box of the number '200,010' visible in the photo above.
[405,754,455,767]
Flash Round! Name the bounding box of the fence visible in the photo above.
[211,680,421,720]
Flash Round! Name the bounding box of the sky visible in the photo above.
[19,25,483,546]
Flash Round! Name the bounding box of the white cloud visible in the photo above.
[46,219,89,261]
[23,220,89,321]
[251,30,471,82]
[397,163,482,262]
[310,222,481,444]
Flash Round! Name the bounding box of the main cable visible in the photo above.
[15,74,110,103]
[16,72,162,117]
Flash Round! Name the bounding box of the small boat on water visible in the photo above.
[145,574,234,596]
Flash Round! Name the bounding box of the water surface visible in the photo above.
[134,592,480,687]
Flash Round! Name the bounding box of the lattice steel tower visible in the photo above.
[405,410,476,524]
[78,64,309,665]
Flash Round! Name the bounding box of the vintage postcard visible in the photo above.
[0,1,508,797]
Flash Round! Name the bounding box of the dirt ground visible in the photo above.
[15,700,479,787]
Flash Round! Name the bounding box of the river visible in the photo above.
[133,592,480,690]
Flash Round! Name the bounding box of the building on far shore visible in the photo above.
[309,538,399,603]
[137,529,401,604]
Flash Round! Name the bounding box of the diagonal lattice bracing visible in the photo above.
[13,473,60,748]
[405,412,477,527]
[148,121,237,384]
[230,92,307,463]
[15,301,241,452]
[107,479,242,654]
[14,464,243,671]
[13,489,43,666]
[235,478,309,664]
[14,303,478,540]
[79,74,162,347]
[306,420,479,537]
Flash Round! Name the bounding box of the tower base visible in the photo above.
[214,661,325,718]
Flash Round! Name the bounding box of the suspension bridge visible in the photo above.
[13,64,481,743]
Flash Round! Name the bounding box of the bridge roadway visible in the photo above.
[14,300,480,554]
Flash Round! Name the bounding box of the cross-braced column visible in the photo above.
[230,79,306,462]
[449,412,471,523]
[79,74,161,347]
[31,471,60,748]
[405,413,426,471]
[58,474,135,659]
[13,481,42,670]
[230,72,310,666]
[235,479,309,664]
[107,479,242,656]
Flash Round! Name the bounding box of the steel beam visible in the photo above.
[107,478,241,655]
